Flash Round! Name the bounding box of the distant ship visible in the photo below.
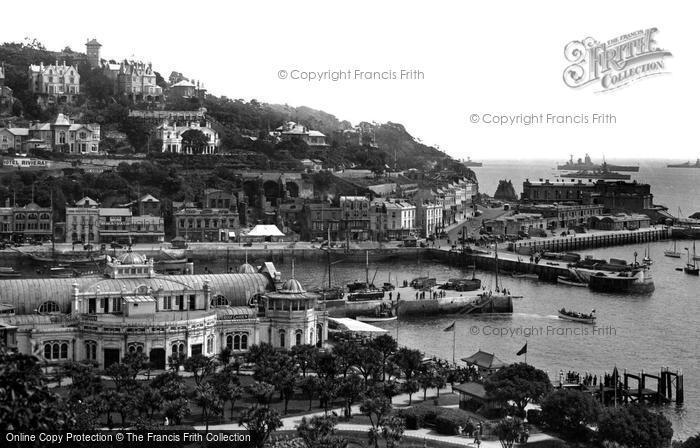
[559,163,631,180]
[667,158,700,168]
[462,157,483,167]
[557,154,639,172]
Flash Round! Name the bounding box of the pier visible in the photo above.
[510,226,669,254]
[556,367,684,406]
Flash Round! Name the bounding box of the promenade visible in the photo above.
[198,386,559,447]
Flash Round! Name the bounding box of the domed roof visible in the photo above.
[280,278,305,293]
[118,252,147,265]
[237,263,257,274]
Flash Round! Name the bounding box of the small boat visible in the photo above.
[347,251,386,301]
[0,267,21,278]
[357,314,398,322]
[512,273,539,280]
[410,276,437,289]
[684,243,699,276]
[558,308,596,324]
[664,240,681,258]
[557,276,587,287]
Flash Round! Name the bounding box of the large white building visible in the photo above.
[157,121,220,154]
[0,257,328,369]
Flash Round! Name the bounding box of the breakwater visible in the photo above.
[509,226,669,254]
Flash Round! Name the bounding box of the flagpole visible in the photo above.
[452,322,456,365]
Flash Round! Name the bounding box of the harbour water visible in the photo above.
[473,158,700,216]
[219,241,698,438]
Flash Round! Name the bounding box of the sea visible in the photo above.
[248,244,698,439]
[233,158,700,438]
[471,158,700,217]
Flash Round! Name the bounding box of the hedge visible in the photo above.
[400,404,475,435]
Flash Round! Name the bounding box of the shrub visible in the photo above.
[434,408,469,435]
[398,406,437,430]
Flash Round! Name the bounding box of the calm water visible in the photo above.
[473,158,700,217]
[207,241,699,439]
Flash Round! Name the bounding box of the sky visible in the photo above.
[1,0,698,161]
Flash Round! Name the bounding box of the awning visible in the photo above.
[328,317,388,334]
[246,225,285,237]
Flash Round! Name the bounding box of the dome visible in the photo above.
[237,263,257,274]
[118,252,147,265]
[280,278,305,293]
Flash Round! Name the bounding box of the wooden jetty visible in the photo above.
[555,367,684,406]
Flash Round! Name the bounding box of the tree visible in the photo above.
[338,374,365,418]
[370,334,398,381]
[495,417,522,448]
[64,361,102,402]
[0,348,74,431]
[133,385,163,425]
[239,406,283,448]
[484,363,552,413]
[297,415,348,448]
[183,354,217,386]
[167,352,186,371]
[417,367,437,401]
[598,405,673,448]
[379,414,406,448]
[195,383,223,430]
[360,394,393,448]
[211,366,242,420]
[246,381,275,407]
[403,379,420,405]
[181,129,210,155]
[540,389,600,439]
[297,375,320,411]
[291,344,317,377]
[355,346,383,383]
[317,377,339,415]
[676,434,700,448]
[393,347,423,382]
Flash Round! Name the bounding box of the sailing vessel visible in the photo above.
[346,251,385,301]
[664,240,681,258]
[684,243,699,276]
[558,308,596,324]
[438,262,482,291]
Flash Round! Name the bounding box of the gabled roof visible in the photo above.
[75,196,99,207]
[139,194,160,203]
[171,80,195,88]
[461,350,508,370]
[86,38,102,46]
[54,114,71,126]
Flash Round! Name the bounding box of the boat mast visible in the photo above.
[327,250,332,289]
[365,250,369,286]
[494,243,499,291]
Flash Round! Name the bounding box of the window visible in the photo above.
[128,343,144,353]
[233,334,241,350]
[240,334,248,350]
[85,341,97,360]
[39,301,60,314]
[226,335,233,350]
[211,295,228,307]
[171,342,185,355]
[295,331,302,346]
[44,341,69,360]
[279,330,286,348]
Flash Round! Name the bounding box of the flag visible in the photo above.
[516,342,527,356]
[443,321,455,332]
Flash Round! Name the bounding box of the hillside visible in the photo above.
[0,39,473,177]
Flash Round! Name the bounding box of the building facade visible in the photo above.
[27,114,100,154]
[517,203,605,229]
[339,196,371,241]
[0,257,327,369]
[28,61,80,105]
[158,121,220,154]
